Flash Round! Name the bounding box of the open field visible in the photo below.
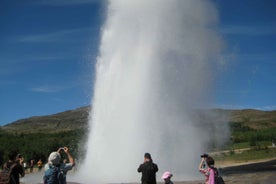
[213,147,276,165]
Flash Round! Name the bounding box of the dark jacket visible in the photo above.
[137,161,158,184]
[5,161,24,184]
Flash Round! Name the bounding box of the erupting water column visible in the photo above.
[80,0,227,183]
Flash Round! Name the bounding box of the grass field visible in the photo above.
[214,147,276,165]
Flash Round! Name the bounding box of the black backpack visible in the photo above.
[212,167,225,184]
[0,162,17,184]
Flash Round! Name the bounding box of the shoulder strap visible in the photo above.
[57,166,65,184]
[3,162,17,171]
[0,162,17,184]
[211,167,216,171]
[2,162,8,169]
[211,167,219,176]
[9,163,17,170]
[45,165,65,184]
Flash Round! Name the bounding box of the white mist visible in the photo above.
[79,0,228,183]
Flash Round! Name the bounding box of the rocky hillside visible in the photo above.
[1,106,275,134]
[1,106,91,133]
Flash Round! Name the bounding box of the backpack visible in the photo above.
[0,162,17,184]
[43,165,65,184]
[212,167,225,184]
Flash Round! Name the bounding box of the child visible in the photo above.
[161,171,173,184]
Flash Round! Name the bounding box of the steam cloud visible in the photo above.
[79,0,229,183]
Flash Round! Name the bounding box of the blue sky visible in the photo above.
[214,0,276,110]
[0,0,275,125]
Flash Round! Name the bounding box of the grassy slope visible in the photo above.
[1,107,276,163]
[2,107,276,133]
[1,106,90,134]
[215,109,276,164]
[229,109,276,129]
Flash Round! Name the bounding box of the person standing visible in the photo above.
[59,147,75,179]
[29,159,34,173]
[2,151,25,184]
[37,159,43,171]
[43,146,75,184]
[198,155,215,184]
[137,153,158,184]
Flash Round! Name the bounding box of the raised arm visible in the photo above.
[198,157,205,170]
[63,147,75,166]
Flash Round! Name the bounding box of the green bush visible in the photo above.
[0,128,87,166]
[230,125,276,144]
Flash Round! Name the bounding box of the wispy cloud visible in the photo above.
[216,89,251,95]
[29,80,81,93]
[261,106,276,111]
[29,86,63,93]
[0,55,67,76]
[31,56,66,61]
[35,0,99,6]
[16,28,91,43]
[216,104,276,111]
[220,24,276,36]
[211,104,249,110]
[237,53,276,62]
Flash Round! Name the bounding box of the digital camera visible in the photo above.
[200,153,208,158]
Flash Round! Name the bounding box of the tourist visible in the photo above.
[37,159,43,171]
[198,154,215,184]
[162,171,173,184]
[2,150,25,184]
[43,146,75,184]
[59,147,75,177]
[137,152,159,184]
[29,159,34,173]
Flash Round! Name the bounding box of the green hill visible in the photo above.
[1,107,276,134]
[1,106,90,134]
[229,109,276,129]
[0,107,275,164]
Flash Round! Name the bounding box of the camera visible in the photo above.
[17,154,22,158]
[200,153,208,158]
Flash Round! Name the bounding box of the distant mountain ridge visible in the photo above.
[1,106,276,134]
[1,106,91,133]
[228,109,276,129]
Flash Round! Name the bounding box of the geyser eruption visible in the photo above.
[80,0,227,183]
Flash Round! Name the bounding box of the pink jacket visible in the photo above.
[208,168,215,184]
[199,167,215,184]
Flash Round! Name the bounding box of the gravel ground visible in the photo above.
[24,159,276,184]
